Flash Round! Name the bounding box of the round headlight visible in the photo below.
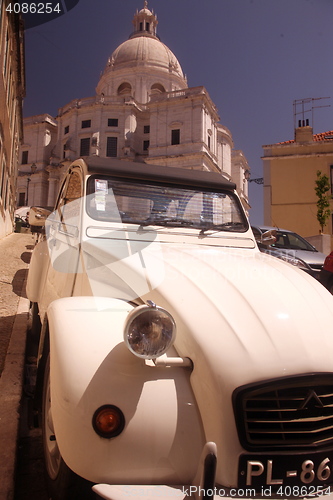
[124,303,176,359]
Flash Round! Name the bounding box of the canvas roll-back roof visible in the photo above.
[71,157,236,191]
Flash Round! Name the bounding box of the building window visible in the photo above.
[81,120,91,129]
[143,140,149,151]
[330,165,333,196]
[0,159,6,202]
[144,125,150,134]
[171,129,180,145]
[3,28,9,78]
[151,83,166,95]
[208,136,211,150]
[106,137,118,157]
[7,71,12,108]
[117,82,132,96]
[18,192,25,207]
[80,138,90,156]
[108,118,118,127]
[21,151,29,164]
[64,125,69,135]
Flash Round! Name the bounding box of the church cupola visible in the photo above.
[96,1,187,100]
[131,1,158,39]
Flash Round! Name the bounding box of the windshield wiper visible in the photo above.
[138,217,194,228]
[199,222,246,235]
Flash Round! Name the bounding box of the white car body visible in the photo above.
[27,157,333,500]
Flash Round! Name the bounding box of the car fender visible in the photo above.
[47,296,205,485]
[26,239,49,303]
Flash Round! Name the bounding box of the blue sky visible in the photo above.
[23,0,333,224]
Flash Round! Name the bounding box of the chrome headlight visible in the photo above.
[278,254,310,271]
[124,302,176,359]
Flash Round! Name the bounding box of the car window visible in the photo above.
[272,231,315,251]
[50,170,83,237]
[252,227,261,240]
[273,232,288,248]
[86,176,247,232]
[286,232,315,251]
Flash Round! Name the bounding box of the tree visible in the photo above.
[315,170,331,233]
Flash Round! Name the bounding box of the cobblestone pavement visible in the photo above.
[0,231,34,377]
[0,231,49,500]
[0,231,35,500]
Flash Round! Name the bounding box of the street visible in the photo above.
[14,307,48,500]
[0,232,48,500]
[0,232,32,377]
[14,407,47,499]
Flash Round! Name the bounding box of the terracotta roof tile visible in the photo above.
[277,130,333,145]
[313,130,333,141]
[277,139,295,144]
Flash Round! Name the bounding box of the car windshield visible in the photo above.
[86,176,247,232]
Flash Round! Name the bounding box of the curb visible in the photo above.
[0,293,30,500]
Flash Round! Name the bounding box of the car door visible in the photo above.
[43,168,83,306]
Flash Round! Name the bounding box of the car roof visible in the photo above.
[70,157,237,191]
[252,225,294,234]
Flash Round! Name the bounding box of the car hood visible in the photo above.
[149,244,333,379]
[147,243,333,484]
[81,234,333,486]
[83,234,333,382]
[287,248,326,267]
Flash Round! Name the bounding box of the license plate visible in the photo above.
[239,450,333,493]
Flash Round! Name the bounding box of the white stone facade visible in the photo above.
[18,2,250,212]
[0,0,25,237]
[17,114,57,208]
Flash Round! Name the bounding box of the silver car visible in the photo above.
[252,225,326,279]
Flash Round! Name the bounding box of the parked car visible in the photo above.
[252,225,326,279]
[252,227,316,277]
[14,206,30,220]
[15,205,30,227]
[319,251,333,294]
[14,215,29,232]
[27,158,333,500]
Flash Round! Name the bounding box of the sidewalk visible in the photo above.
[0,232,34,500]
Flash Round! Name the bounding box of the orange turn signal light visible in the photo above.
[92,405,125,439]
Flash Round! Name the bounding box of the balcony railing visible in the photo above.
[58,95,129,116]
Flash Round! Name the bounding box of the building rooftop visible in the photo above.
[278,130,333,145]
[313,130,333,142]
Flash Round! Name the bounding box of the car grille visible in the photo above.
[233,375,333,450]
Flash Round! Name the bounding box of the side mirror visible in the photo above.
[28,206,52,227]
[260,229,277,246]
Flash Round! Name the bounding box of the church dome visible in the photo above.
[108,36,184,79]
[138,2,152,15]
[96,2,187,101]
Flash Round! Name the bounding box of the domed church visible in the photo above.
[17,2,250,213]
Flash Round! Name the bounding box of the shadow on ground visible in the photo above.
[14,325,48,500]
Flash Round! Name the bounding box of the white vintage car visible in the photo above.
[27,157,333,500]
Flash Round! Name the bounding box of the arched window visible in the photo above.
[151,83,166,95]
[117,82,132,96]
